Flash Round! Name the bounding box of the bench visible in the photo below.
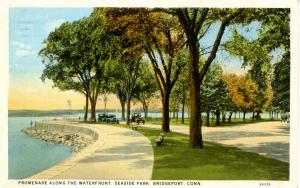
[131,125,138,130]
[155,133,165,146]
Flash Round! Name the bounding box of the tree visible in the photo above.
[223,9,290,118]
[254,9,290,114]
[271,52,290,112]
[223,30,271,119]
[201,62,232,126]
[168,8,288,147]
[224,74,258,123]
[106,58,127,121]
[170,50,189,124]
[121,55,143,125]
[41,63,90,120]
[133,62,158,118]
[110,74,127,121]
[40,11,115,122]
[108,35,144,125]
[164,8,245,148]
[99,87,110,115]
[102,8,186,132]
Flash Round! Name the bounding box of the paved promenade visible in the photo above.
[142,121,289,163]
[30,121,153,179]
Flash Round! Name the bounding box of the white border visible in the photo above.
[0,0,298,188]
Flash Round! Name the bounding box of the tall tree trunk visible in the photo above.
[162,93,170,132]
[243,111,246,123]
[181,104,185,124]
[256,112,260,120]
[222,112,226,123]
[90,98,97,122]
[252,111,255,121]
[216,110,220,126]
[126,97,131,125]
[117,90,126,121]
[271,111,274,120]
[173,111,176,119]
[121,102,126,121]
[188,38,203,148]
[206,111,210,127]
[143,104,148,118]
[189,71,203,148]
[84,93,89,121]
[181,82,186,124]
[228,112,233,123]
[104,101,107,115]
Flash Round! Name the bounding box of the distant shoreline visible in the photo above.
[8,110,84,117]
[8,109,162,117]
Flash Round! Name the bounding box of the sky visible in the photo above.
[8,8,276,110]
[9,8,95,110]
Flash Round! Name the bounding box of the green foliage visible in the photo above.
[40,12,114,90]
[170,49,189,114]
[201,62,232,113]
[255,9,290,51]
[39,11,116,121]
[271,52,290,112]
[133,62,158,117]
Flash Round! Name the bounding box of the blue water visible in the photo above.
[8,117,74,179]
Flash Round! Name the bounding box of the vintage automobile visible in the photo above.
[130,113,145,124]
[106,114,119,124]
[98,113,119,124]
[98,113,106,122]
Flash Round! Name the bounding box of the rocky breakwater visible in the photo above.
[22,127,94,152]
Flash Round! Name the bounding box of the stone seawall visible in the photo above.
[35,121,98,140]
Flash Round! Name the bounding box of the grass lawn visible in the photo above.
[115,125,289,180]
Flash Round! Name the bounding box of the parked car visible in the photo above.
[130,113,145,124]
[98,113,107,122]
[98,113,119,124]
[106,114,119,124]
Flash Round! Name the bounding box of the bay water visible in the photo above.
[8,116,74,179]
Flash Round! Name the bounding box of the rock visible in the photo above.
[22,127,93,152]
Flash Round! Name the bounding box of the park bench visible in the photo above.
[155,133,165,146]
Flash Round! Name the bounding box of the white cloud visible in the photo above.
[11,41,35,57]
[45,19,66,34]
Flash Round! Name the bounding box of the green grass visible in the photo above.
[114,125,288,180]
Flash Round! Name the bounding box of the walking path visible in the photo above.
[141,121,289,163]
[30,120,153,179]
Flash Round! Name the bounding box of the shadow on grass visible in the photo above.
[204,131,276,141]
[136,127,289,180]
[234,142,289,163]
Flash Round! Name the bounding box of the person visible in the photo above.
[159,133,165,141]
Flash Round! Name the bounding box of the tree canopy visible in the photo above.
[40,11,115,121]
